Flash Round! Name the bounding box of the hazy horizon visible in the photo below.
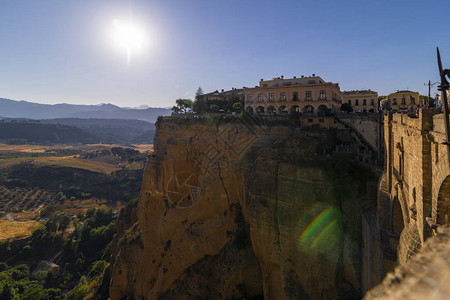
[0,96,170,109]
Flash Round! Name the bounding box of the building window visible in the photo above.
[370,99,374,106]
[355,99,359,106]
[293,92,299,101]
[269,93,274,102]
[363,99,367,106]
[258,94,263,102]
[393,98,397,105]
[305,91,312,101]
[247,94,252,102]
[280,92,286,101]
[348,100,352,105]
[320,90,326,100]
[411,97,415,105]
[401,97,406,105]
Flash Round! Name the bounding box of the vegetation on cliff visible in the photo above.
[0,207,117,299]
[0,145,146,299]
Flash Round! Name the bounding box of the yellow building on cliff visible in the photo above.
[343,90,379,113]
[243,75,342,115]
[386,90,420,113]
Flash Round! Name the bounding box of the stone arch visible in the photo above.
[390,195,405,252]
[246,106,253,114]
[392,196,405,236]
[437,176,450,225]
[303,105,314,114]
[290,105,300,113]
[318,104,328,116]
[267,105,276,114]
[256,106,265,114]
[279,105,288,114]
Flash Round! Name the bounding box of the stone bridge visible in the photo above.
[377,109,450,267]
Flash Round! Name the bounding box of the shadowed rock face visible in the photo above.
[364,225,450,300]
[109,118,378,300]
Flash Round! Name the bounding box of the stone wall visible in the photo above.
[364,225,450,300]
[361,208,384,294]
[378,110,450,266]
[335,113,381,151]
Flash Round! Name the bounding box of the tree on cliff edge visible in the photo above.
[340,103,353,113]
[172,99,193,114]
[193,86,208,114]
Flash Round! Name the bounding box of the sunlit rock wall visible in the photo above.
[109,116,378,299]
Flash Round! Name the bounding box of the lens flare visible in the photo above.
[296,204,343,255]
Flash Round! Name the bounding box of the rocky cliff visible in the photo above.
[364,225,450,300]
[109,116,378,299]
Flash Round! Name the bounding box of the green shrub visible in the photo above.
[33,270,52,282]
[66,276,89,300]
[119,222,141,247]
[88,260,108,280]
[0,277,17,299]
[9,264,30,280]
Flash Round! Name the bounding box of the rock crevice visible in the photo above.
[109,118,378,300]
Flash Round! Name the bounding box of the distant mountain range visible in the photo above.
[0,122,98,144]
[0,118,156,145]
[0,98,171,122]
[42,118,156,144]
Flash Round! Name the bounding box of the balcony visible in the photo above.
[319,97,327,101]
[304,97,312,101]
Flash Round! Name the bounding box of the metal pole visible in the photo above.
[428,80,431,108]
[437,47,450,146]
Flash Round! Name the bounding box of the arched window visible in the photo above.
[303,105,314,114]
[279,106,288,114]
[290,105,300,113]
[267,106,276,114]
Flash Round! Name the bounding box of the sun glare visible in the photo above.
[112,19,146,64]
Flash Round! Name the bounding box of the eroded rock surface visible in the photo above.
[364,225,450,300]
[109,117,377,299]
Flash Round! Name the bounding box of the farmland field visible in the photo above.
[0,143,147,241]
[0,142,151,173]
[0,218,41,240]
[0,156,120,174]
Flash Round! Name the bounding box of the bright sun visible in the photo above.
[113,19,145,63]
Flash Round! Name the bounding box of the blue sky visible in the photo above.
[0,0,449,108]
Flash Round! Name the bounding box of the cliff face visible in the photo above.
[109,117,378,299]
[364,225,450,300]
